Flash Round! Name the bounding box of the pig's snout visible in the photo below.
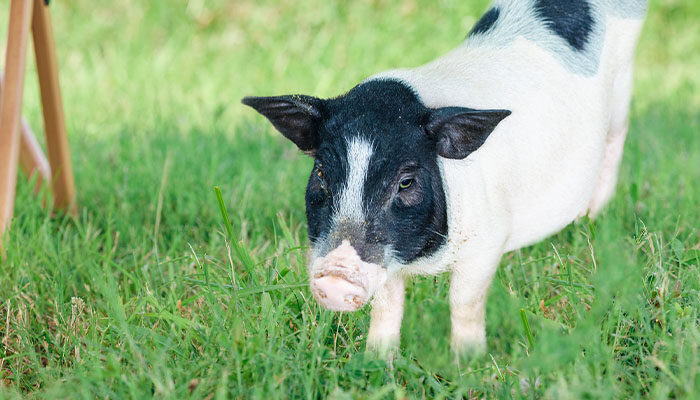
[312,274,367,312]
[310,240,385,312]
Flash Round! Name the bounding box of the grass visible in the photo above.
[1,0,698,398]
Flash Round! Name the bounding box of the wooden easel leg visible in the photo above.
[20,118,51,192]
[31,0,76,215]
[0,0,34,238]
[0,73,51,194]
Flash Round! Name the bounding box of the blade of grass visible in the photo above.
[214,186,257,281]
[183,278,306,296]
[520,308,535,350]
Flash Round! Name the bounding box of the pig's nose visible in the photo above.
[309,240,384,312]
[311,275,368,311]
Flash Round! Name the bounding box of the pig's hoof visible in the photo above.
[366,336,399,358]
[451,336,486,359]
[310,273,368,311]
[366,345,398,368]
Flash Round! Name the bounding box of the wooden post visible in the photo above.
[1,0,76,247]
[20,118,51,192]
[0,0,34,236]
[31,0,76,215]
[0,73,51,193]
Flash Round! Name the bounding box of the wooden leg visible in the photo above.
[0,0,34,237]
[0,73,51,193]
[31,0,76,215]
[20,118,51,192]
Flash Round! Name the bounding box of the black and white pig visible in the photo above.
[243,0,647,353]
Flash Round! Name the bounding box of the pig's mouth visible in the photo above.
[309,240,386,312]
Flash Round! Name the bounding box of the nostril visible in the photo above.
[311,275,369,312]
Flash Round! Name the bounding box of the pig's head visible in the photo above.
[243,79,509,311]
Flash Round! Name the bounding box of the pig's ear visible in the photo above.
[425,107,511,159]
[242,95,324,155]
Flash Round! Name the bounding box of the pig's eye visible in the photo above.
[398,177,413,191]
[314,165,329,195]
[314,164,326,183]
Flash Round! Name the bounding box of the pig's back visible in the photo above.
[370,2,645,251]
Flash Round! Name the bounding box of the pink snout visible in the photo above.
[310,240,385,311]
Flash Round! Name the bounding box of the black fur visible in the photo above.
[469,7,500,37]
[534,0,594,51]
[426,107,511,159]
[241,95,323,153]
[307,80,447,263]
[244,80,510,264]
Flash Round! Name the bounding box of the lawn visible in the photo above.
[0,0,698,398]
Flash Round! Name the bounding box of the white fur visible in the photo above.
[336,138,373,223]
[367,275,405,351]
[365,13,645,353]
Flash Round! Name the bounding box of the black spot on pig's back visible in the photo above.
[469,7,500,37]
[534,0,594,51]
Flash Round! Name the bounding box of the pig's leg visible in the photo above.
[587,125,628,217]
[587,63,634,217]
[366,275,405,352]
[449,251,502,354]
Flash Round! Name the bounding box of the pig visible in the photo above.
[242,0,647,354]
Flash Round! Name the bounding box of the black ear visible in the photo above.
[242,95,324,154]
[425,107,511,159]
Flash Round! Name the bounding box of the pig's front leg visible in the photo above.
[449,250,502,355]
[366,274,405,352]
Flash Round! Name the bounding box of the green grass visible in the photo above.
[1,0,698,398]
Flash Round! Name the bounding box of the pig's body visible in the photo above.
[375,4,645,261]
[244,0,647,353]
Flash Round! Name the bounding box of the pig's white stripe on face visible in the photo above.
[335,138,374,223]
